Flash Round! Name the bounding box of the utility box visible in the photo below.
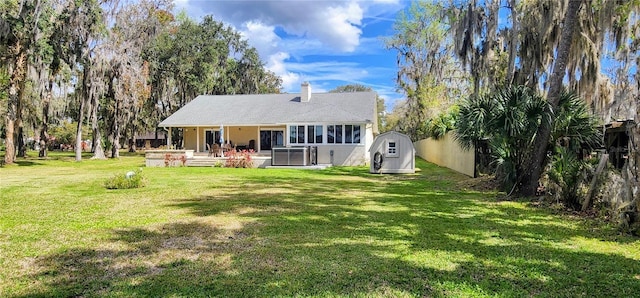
[272,147,309,166]
[369,131,415,174]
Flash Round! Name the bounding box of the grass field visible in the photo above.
[1,151,639,297]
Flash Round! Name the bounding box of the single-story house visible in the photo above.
[158,82,378,166]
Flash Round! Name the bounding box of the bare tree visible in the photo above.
[384,1,469,140]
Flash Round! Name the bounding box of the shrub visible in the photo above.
[546,147,587,209]
[164,154,187,167]
[455,86,549,191]
[425,106,458,140]
[105,169,146,189]
[224,150,255,168]
[455,86,602,195]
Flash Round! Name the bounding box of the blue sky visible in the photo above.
[174,0,407,111]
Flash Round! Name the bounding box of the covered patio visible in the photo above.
[144,148,273,167]
[167,124,285,155]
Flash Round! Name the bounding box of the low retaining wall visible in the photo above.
[146,150,272,168]
[252,156,271,168]
[414,132,475,177]
[145,149,194,167]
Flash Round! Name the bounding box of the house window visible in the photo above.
[344,125,361,144]
[292,125,323,144]
[386,140,398,157]
[327,125,344,144]
[289,125,297,144]
[327,124,362,144]
[345,125,352,144]
[290,125,306,144]
[297,125,305,143]
[307,125,323,144]
[327,125,334,143]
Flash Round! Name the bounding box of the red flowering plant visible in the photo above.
[164,153,187,167]
[224,149,255,168]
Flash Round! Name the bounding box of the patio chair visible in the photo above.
[212,143,222,157]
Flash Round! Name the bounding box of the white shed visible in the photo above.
[369,131,415,174]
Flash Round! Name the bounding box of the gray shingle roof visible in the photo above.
[158,92,377,127]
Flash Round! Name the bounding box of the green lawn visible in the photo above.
[1,152,639,297]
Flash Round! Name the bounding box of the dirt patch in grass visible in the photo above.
[456,175,501,192]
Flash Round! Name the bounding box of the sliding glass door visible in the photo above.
[204,130,221,151]
[260,130,283,150]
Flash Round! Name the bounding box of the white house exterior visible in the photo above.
[157,83,378,166]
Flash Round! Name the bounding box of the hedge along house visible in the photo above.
[157,83,378,166]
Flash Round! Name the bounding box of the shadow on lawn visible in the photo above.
[18,165,640,297]
[13,160,44,167]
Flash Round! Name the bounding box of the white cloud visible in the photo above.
[267,52,301,91]
[181,0,367,53]
[241,21,280,56]
[176,0,405,102]
[315,2,363,52]
[372,0,400,3]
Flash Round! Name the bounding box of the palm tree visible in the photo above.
[522,0,583,196]
[456,85,550,192]
[552,91,602,152]
[456,86,602,195]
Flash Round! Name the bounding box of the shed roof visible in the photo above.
[159,92,377,128]
[370,131,415,151]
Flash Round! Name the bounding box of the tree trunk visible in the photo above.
[521,0,583,196]
[16,81,25,158]
[622,95,640,229]
[90,79,106,159]
[110,104,121,158]
[39,79,52,158]
[110,124,121,158]
[129,126,137,153]
[92,129,106,159]
[16,125,25,157]
[5,87,16,163]
[4,43,27,165]
[74,98,85,161]
[506,0,518,86]
[582,153,609,211]
[4,115,16,165]
[75,66,91,162]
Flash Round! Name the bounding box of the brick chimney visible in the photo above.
[301,82,311,102]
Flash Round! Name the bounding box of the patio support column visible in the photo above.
[257,126,261,153]
[196,127,200,153]
[166,127,172,149]
[219,125,224,144]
